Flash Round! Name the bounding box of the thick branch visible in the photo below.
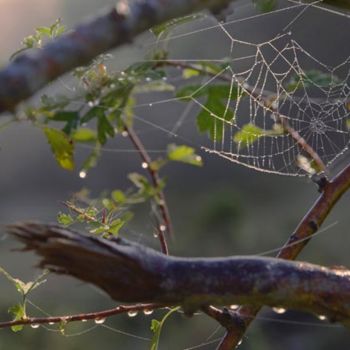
[0,0,232,113]
[7,222,350,324]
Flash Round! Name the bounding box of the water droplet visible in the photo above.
[88,101,94,107]
[48,322,55,325]
[79,170,87,179]
[272,307,286,314]
[81,319,88,323]
[162,77,167,81]
[122,131,128,137]
[229,304,239,310]
[237,339,243,346]
[145,77,152,82]
[127,310,138,318]
[195,156,202,162]
[153,232,159,238]
[143,309,154,316]
[149,103,153,107]
[110,83,116,89]
[159,225,166,232]
[141,162,148,169]
[121,71,126,76]
[94,317,106,324]
[31,324,40,329]
[318,315,327,321]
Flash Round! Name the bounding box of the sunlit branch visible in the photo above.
[0,0,233,114]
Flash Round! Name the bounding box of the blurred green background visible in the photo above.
[0,0,350,349]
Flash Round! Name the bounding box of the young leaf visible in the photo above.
[150,307,180,350]
[8,304,26,332]
[72,128,97,143]
[57,212,74,226]
[233,123,266,146]
[167,144,202,166]
[44,127,74,170]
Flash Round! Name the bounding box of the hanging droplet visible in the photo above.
[143,309,154,316]
[149,103,153,107]
[237,339,243,346]
[88,101,94,108]
[48,322,55,325]
[141,162,148,169]
[159,225,166,232]
[318,315,327,321]
[122,130,128,137]
[272,307,286,314]
[31,324,40,329]
[229,304,239,310]
[81,319,88,323]
[153,232,159,238]
[162,77,167,81]
[195,156,202,162]
[79,170,87,179]
[127,310,138,318]
[94,317,106,324]
[145,77,152,82]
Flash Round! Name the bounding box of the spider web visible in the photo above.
[181,27,350,177]
[124,1,350,178]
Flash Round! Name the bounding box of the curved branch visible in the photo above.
[7,222,350,324]
[0,0,232,113]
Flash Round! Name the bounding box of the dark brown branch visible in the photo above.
[124,124,172,247]
[7,222,350,325]
[217,162,350,348]
[0,303,163,330]
[0,0,233,113]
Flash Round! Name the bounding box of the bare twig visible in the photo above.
[124,124,172,252]
[0,303,164,330]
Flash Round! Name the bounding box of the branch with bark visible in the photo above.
[7,222,350,327]
[0,0,232,113]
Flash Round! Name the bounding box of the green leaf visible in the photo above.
[233,123,265,144]
[44,127,74,170]
[253,0,278,12]
[167,144,202,166]
[8,304,26,332]
[111,190,126,204]
[57,212,74,226]
[151,14,204,39]
[50,111,80,135]
[108,218,125,236]
[97,114,115,145]
[182,68,200,79]
[150,307,180,350]
[72,128,96,143]
[286,69,340,91]
[197,96,234,141]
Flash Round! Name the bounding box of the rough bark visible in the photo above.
[0,0,232,113]
[8,222,350,324]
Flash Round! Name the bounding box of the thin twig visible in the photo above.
[124,124,171,253]
[0,303,164,330]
